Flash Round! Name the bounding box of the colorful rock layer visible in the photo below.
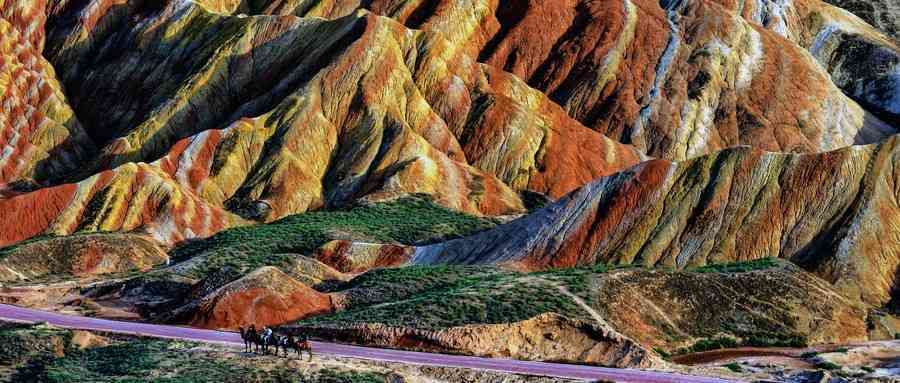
[415,136,900,307]
[2,0,900,258]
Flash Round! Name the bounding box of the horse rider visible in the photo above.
[262,326,273,343]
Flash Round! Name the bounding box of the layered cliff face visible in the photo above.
[0,0,96,191]
[42,0,643,203]
[721,0,900,128]
[0,162,240,246]
[0,0,663,245]
[209,0,897,160]
[5,0,900,248]
[415,136,900,307]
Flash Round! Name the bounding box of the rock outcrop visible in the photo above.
[415,136,900,307]
[314,240,413,273]
[0,233,168,282]
[293,312,662,369]
[188,266,333,329]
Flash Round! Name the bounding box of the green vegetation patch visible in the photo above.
[723,362,742,373]
[675,331,807,355]
[677,336,740,354]
[299,264,608,330]
[0,234,63,260]
[0,323,73,366]
[690,257,778,273]
[653,348,672,361]
[1,323,388,383]
[741,331,807,348]
[815,361,842,371]
[171,196,496,278]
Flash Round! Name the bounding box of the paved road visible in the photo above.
[0,303,736,382]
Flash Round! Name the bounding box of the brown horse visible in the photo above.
[284,334,313,360]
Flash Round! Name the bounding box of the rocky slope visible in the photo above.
[0,233,168,282]
[199,0,898,158]
[0,162,241,247]
[185,266,333,329]
[414,136,900,307]
[301,261,870,351]
[1,0,665,246]
[4,0,900,249]
[41,0,643,201]
[582,263,868,349]
[294,312,662,369]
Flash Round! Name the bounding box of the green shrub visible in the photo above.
[692,258,778,273]
[653,348,671,361]
[686,337,740,353]
[742,332,807,348]
[815,361,841,371]
[723,363,742,373]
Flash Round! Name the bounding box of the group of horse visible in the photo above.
[238,325,312,360]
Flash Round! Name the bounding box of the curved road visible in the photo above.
[0,304,735,382]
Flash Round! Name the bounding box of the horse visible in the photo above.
[238,326,260,353]
[284,334,313,361]
[258,329,280,355]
